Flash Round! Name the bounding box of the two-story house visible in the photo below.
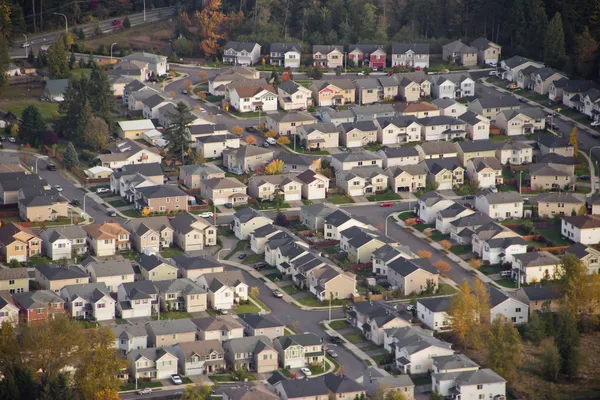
[466,157,503,189]
[273,333,323,369]
[192,315,245,341]
[297,122,340,150]
[442,40,477,66]
[0,222,41,263]
[561,215,600,245]
[309,79,356,107]
[238,313,285,340]
[496,141,533,165]
[391,43,430,68]
[154,278,207,313]
[230,85,278,112]
[269,43,301,68]
[172,339,226,376]
[60,282,116,321]
[83,255,135,293]
[83,222,130,257]
[35,263,89,294]
[117,280,159,318]
[223,336,279,373]
[112,322,148,356]
[222,42,261,65]
[349,44,387,69]
[145,318,198,347]
[265,112,316,136]
[127,347,178,380]
[470,37,501,65]
[312,45,344,69]
[0,268,28,294]
[38,226,87,261]
[375,117,422,145]
[198,271,249,310]
[512,251,561,284]
[248,174,303,202]
[199,177,249,207]
[13,290,66,326]
[277,81,313,111]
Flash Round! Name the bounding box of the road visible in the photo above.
[9,7,176,58]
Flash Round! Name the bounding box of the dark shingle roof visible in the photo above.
[238,313,283,329]
[36,264,88,281]
[418,297,451,312]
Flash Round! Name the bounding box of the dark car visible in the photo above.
[46,163,57,171]
[245,126,258,133]
[328,334,343,344]
[254,262,267,270]
[224,202,233,209]
[107,210,117,217]
[579,175,591,181]
[238,253,247,260]
[70,199,81,207]
[462,195,475,200]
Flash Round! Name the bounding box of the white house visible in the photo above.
[417,297,451,332]
[386,327,454,374]
[117,281,158,319]
[475,191,523,220]
[230,85,278,112]
[561,215,600,245]
[270,43,302,68]
[512,251,561,284]
[198,271,248,310]
[418,192,455,224]
[222,42,262,66]
[432,369,506,400]
[112,323,148,356]
[127,347,178,380]
[123,52,168,77]
[489,286,529,324]
[60,282,116,322]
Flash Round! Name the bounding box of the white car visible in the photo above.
[54,185,63,192]
[171,374,183,385]
[591,120,600,127]
[96,188,110,194]
[266,137,277,145]
[300,367,312,376]
[490,186,498,193]
[8,137,16,143]
[357,71,365,76]
[489,70,500,77]
[199,212,213,218]
[137,388,152,395]
[406,304,415,311]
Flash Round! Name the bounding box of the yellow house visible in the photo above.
[84,166,114,179]
[117,119,156,140]
[138,254,178,281]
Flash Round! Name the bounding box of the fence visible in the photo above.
[533,221,558,229]
[188,204,210,211]
[352,291,395,302]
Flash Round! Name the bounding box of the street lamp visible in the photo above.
[34,155,48,173]
[385,213,396,236]
[110,42,117,60]
[217,248,231,261]
[22,34,28,58]
[82,192,94,221]
[589,146,600,192]
[54,13,68,35]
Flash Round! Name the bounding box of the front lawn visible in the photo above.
[398,211,418,221]
[537,228,572,246]
[436,283,458,296]
[479,264,504,276]
[372,353,393,365]
[413,223,434,232]
[224,240,249,260]
[152,311,192,320]
[233,303,261,314]
[108,199,129,207]
[160,247,183,259]
[242,254,262,265]
[309,364,326,374]
[281,285,301,295]
[301,200,313,205]
[329,320,351,330]
[342,331,367,344]
[209,374,236,383]
[366,191,400,202]
[297,297,350,307]
[364,143,382,152]
[265,272,283,282]
[495,278,518,288]
[488,135,511,142]
[251,200,291,210]
[120,380,163,391]
[327,194,355,204]
[3,101,59,122]
[121,209,140,218]
[450,245,471,255]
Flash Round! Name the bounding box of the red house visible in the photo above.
[13,290,66,326]
[348,44,387,69]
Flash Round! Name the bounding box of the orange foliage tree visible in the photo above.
[231,126,244,135]
[277,136,291,145]
[439,240,452,250]
[244,136,257,145]
[265,129,278,138]
[417,250,432,259]
[434,260,452,274]
[194,0,226,57]
[468,258,481,269]
[265,159,284,175]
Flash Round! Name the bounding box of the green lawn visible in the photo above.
[495,278,518,288]
[360,344,383,351]
[281,285,301,295]
[480,264,504,276]
[498,184,518,192]
[232,111,263,118]
[372,354,393,365]
[342,331,367,344]
[121,209,140,218]
[152,311,192,320]
[309,364,326,374]
[364,143,382,152]
[265,272,283,282]
[217,227,235,237]
[436,284,458,296]
[120,380,163,391]
[489,135,512,142]
[450,245,471,255]
[209,374,236,383]
[430,233,450,242]
[301,200,313,205]
[502,168,515,179]
[249,294,270,312]
[26,256,53,266]
[108,199,129,207]
[327,194,355,204]
[537,228,572,246]
[398,211,418,221]
[233,303,261,314]
[3,101,58,122]
[329,320,351,330]
[413,223,434,232]
[366,192,400,202]
[251,200,291,210]
[70,68,91,78]
[242,254,262,265]
[409,374,432,386]
[575,185,591,194]
[297,297,350,307]
[159,247,183,259]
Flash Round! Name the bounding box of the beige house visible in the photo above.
[340,226,397,263]
[0,292,19,327]
[127,347,178,380]
[308,264,357,301]
[233,208,273,240]
[336,166,389,197]
[297,169,330,200]
[172,254,224,281]
[312,45,344,69]
[442,40,478,66]
[83,223,131,257]
[308,79,356,107]
[192,315,245,341]
[0,268,29,294]
[146,318,198,348]
[386,164,428,193]
[339,121,378,148]
[170,212,217,251]
[180,164,225,190]
[395,102,441,118]
[398,78,422,102]
[199,177,248,206]
[495,108,547,136]
[531,68,567,95]
[354,79,383,105]
[223,145,274,172]
[277,81,313,111]
[565,243,600,275]
[423,158,464,190]
[124,217,174,253]
[513,285,562,314]
[154,278,207,313]
[387,258,440,295]
[134,185,189,214]
[470,37,501,65]
[0,223,42,263]
[117,119,155,140]
[496,141,533,165]
[223,336,279,373]
[196,134,241,159]
[35,264,90,293]
[248,174,303,202]
[537,192,585,218]
[18,187,69,223]
[466,157,503,189]
[138,254,178,281]
[297,123,340,150]
[456,141,499,166]
[467,97,522,122]
[538,136,575,157]
[265,112,317,136]
[530,164,572,190]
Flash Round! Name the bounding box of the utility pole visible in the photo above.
[23,34,28,58]
[143,0,146,22]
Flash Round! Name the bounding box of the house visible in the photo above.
[561,215,600,245]
[472,223,527,265]
[180,164,225,190]
[248,174,302,202]
[529,164,572,191]
[581,88,600,119]
[416,141,458,160]
[301,203,337,231]
[223,386,279,400]
[449,212,495,244]
[350,104,397,122]
[316,107,355,126]
[386,326,454,374]
[312,45,344,69]
[564,243,600,274]
[417,192,455,224]
[110,162,164,195]
[0,293,19,327]
[134,184,189,214]
[418,116,467,141]
[273,152,320,174]
[123,52,167,76]
[516,65,540,90]
[323,209,369,240]
[592,193,600,215]
[230,85,277,112]
[499,56,544,82]
[375,117,422,145]
[467,97,522,123]
[172,212,217,251]
[432,353,479,374]
[128,87,161,112]
[199,177,248,207]
[349,302,411,345]
[512,251,561,284]
[43,78,69,101]
[530,68,567,95]
[495,108,547,136]
[137,254,178,281]
[117,172,164,203]
[378,76,400,101]
[192,315,244,341]
[0,172,45,205]
[35,264,90,293]
[432,368,506,400]
[537,154,577,175]
[537,192,585,218]
[270,43,301,68]
[417,297,451,332]
[372,244,414,275]
[377,146,420,168]
[386,164,428,193]
[273,376,330,400]
[362,367,415,399]
[423,158,465,190]
[466,157,503,189]
[459,111,490,141]
[198,271,248,310]
[309,79,356,106]
[489,286,528,324]
[39,226,87,261]
[550,79,598,107]
[233,208,273,240]
[331,150,382,171]
[277,81,313,111]
[17,185,69,223]
[208,66,261,95]
[336,166,389,197]
[83,255,135,293]
[249,225,284,254]
[513,285,562,313]
[187,123,227,147]
[60,282,115,321]
[338,121,378,148]
[96,139,162,169]
[435,203,474,234]
[273,333,323,369]
[223,145,274,172]
[124,217,175,254]
[83,222,130,257]
[349,44,387,69]
[265,112,316,136]
[395,102,441,118]
[145,318,198,347]
[141,94,170,119]
[0,223,41,263]
[127,347,178,380]
[196,134,240,159]
[222,42,261,65]
[116,119,155,140]
[475,191,523,220]
[172,340,225,376]
[117,281,159,318]
[442,40,477,66]
[387,257,439,295]
[470,37,501,65]
[538,136,574,157]
[354,79,383,105]
[427,76,457,100]
[123,79,151,105]
[324,373,366,400]
[297,169,330,200]
[238,313,285,340]
[431,99,468,118]
[172,254,223,280]
[84,166,114,179]
[308,264,356,301]
[496,141,533,165]
[395,78,421,103]
[13,290,66,326]
[223,336,278,373]
[0,268,28,294]
[297,123,340,150]
[392,43,430,68]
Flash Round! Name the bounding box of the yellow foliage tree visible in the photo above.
[569,127,578,156]
[94,389,120,400]
[9,124,18,137]
[265,129,278,138]
[231,126,244,135]
[311,158,322,172]
[244,136,257,145]
[265,159,284,175]
[439,240,452,250]
[277,136,291,145]
[141,207,150,217]
[468,258,481,269]
[417,250,432,258]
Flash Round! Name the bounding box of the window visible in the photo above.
[515,308,521,313]
[476,385,483,390]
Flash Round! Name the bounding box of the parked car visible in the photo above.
[490,186,498,193]
[246,126,258,133]
[579,175,591,181]
[263,142,270,148]
[379,202,394,207]
[328,334,343,344]
[300,367,312,376]
[54,185,63,192]
[8,137,16,143]
[112,19,121,25]
[96,188,110,194]
[182,89,188,95]
[238,253,247,260]
[591,120,600,127]
[500,270,512,277]
[272,290,283,298]
[199,212,213,218]
[224,202,233,209]
[266,137,277,145]
[518,97,528,103]
[387,71,394,76]
[229,167,243,175]
[171,374,183,385]
[462,195,475,200]
[46,163,57,171]
[70,199,81,206]
[357,71,365,76]
[107,210,117,217]
[489,70,499,76]
[406,304,415,312]
[137,388,152,395]
[327,349,338,358]
[254,262,267,269]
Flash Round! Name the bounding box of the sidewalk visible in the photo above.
[321,319,377,367]
[578,150,598,195]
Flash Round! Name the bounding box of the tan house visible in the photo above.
[172,254,224,281]
[223,145,274,172]
[456,141,499,166]
[537,192,585,218]
[138,254,178,281]
[277,81,313,111]
[170,212,217,251]
[192,315,244,341]
[470,37,501,65]
[35,264,90,293]
[354,78,383,105]
[308,79,356,107]
[273,333,324,369]
[387,257,439,295]
[233,208,273,240]
[538,136,575,157]
[312,45,344,69]
[530,164,572,191]
[514,285,561,314]
[18,186,69,223]
[340,226,397,263]
[0,173,46,205]
[339,121,378,148]
[127,347,178,380]
[0,268,29,294]
[199,177,248,206]
[386,164,428,193]
[308,265,357,301]
[0,223,42,263]
[395,102,441,118]
[83,222,131,257]
[134,185,189,214]
[531,68,567,95]
[423,158,465,191]
[265,112,316,136]
[297,123,340,150]
[466,157,503,189]
[125,217,175,254]
[565,243,600,275]
[154,278,207,313]
[248,174,303,202]
[297,169,330,200]
[179,164,225,190]
[442,40,478,66]
[467,96,522,122]
[495,108,547,136]
[336,166,388,197]
[196,134,241,159]
[223,336,279,373]
[145,318,198,348]
[117,119,155,140]
[398,78,422,102]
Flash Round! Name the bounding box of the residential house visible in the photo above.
[550,79,598,107]
[431,99,468,117]
[418,116,467,141]
[110,162,164,196]
[336,165,389,197]
[316,107,355,126]
[233,208,273,240]
[581,88,600,119]
[416,141,458,160]
[198,271,248,310]
[496,107,547,136]
[172,340,226,376]
[249,225,284,254]
[297,169,330,200]
[199,177,248,207]
[537,154,577,175]
[17,185,69,223]
[417,192,455,224]
[0,293,19,327]
[297,123,340,150]
[386,326,454,374]
[145,318,198,347]
[496,141,533,165]
[392,43,430,68]
[564,243,600,274]
[128,87,161,112]
[153,277,203,314]
[538,136,574,157]
[196,134,241,159]
[397,78,422,103]
[513,285,562,313]
[96,139,162,169]
[223,386,279,400]
[35,263,89,293]
[442,40,477,66]
[171,212,217,251]
[561,215,600,245]
[375,117,422,145]
[308,264,356,301]
[325,373,366,400]
[362,367,415,399]
[0,223,41,263]
[456,141,498,166]
[309,79,356,106]
[432,354,479,374]
[248,174,302,202]
[340,226,397,263]
[137,254,178,281]
[123,79,151,105]
[223,145,274,172]
[265,112,316,136]
[116,119,155,140]
[432,369,506,400]
[230,85,278,112]
[459,110,490,140]
[273,333,323,369]
[331,150,382,171]
[475,191,523,220]
[172,254,224,280]
[300,203,337,231]
[488,286,528,324]
[499,56,544,82]
[354,79,383,105]
[83,222,131,257]
[13,290,66,326]
[223,336,278,373]
[208,66,261,95]
[377,146,420,168]
[269,43,302,68]
[537,192,585,218]
[423,158,465,190]
[180,164,225,190]
[187,123,228,147]
[348,301,411,345]
[124,217,175,254]
[338,120,379,148]
[417,297,451,332]
[516,65,541,90]
[277,81,313,111]
[466,157,503,189]
[39,226,87,261]
[312,45,344,69]
[386,164,428,193]
[435,203,474,234]
[470,37,501,65]
[43,78,69,101]
[192,315,244,341]
[432,73,476,99]
[117,281,159,318]
[134,185,189,214]
[273,376,330,400]
[387,257,439,295]
[141,94,170,119]
[472,222,527,265]
[530,68,567,95]
[467,96,522,123]
[349,44,387,69]
[222,42,261,65]
[83,255,135,292]
[449,212,495,244]
[60,282,115,321]
[529,164,572,190]
[238,313,285,340]
[0,172,46,205]
[0,268,28,294]
[323,209,369,240]
[84,166,113,180]
[127,347,178,380]
[395,102,441,118]
[378,76,400,101]
[350,104,397,122]
[123,52,167,76]
[512,251,561,284]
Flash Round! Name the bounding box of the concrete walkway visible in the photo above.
[322,319,377,367]
[578,150,599,195]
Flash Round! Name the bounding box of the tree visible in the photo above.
[0,363,38,400]
[123,16,131,29]
[47,39,69,79]
[539,338,561,382]
[265,130,278,138]
[93,388,120,400]
[569,127,578,156]
[417,250,432,259]
[448,281,477,349]
[165,102,195,161]
[526,0,548,61]
[250,286,260,297]
[88,63,114,122]
[544,12,566,68]
[231,126,244,135]
[556,253,600,317]
[277,136,291,145]
[174,38,193,57]
[0,37,8,97]
[194,0,226,56]
[19,105,46,147]
[433,260,451,274]
[486,316,522,382]
[181,384,212,400]
[63,142,79,169]
[468,258,481,269]
[244,136,257,145]
[39,372,75,400]
[384,391,407,400]
[555,303,581,378]
[83,116,109,151]
[575,27,598,79]
[265,159,284,175]
[577,205,587,216]
[429,392,444,400]
[8,259,20,268]
[524,311,548,345]
[0,321,18,371]
[140,207,150,217]
[439,240,452,250]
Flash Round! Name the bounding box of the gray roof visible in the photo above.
[202,270,247,292]
[120,280,159,298]
[331,150,381,163]
[136,254,176,272]
[180,163,224,176]
[270,42,301,53]
[42,226,86,243]
[433,354,479,371]
[45,79,69,95]
[479,191,522,204]
[450,212,494,228]
[224,41,259,52]
[278,377,329,398]
[388,257,438,277]
[13,290,64,309]
[537,192,584,204]
[377,145,419,159]
[376,116,420,129]
[392,43,430,54]
[350,104,396,116]
[432,98,461,109]
[458,110,486,126]
[513,251,560,267]
[354,79,382,90]
[469,157,502,172]
[153,278,205,295]
[438,202,468,218]
[312,45,344,54]
[224,335,273,354]
[433,368,506,387]
[266,112,316,123]
[324,372,365,393]
[249,224,281,239]
[418,115,465,127]
[171,253,221,271]
[145,318,197,336]
[238,313,284,329]
[424,157,462,174]
[339,121,378,133]
[169,212,212,235]
[419,192,445,206]
[565,242,599,260]
[0,267,28,281]
[443,40,477,54]
[471,96,522,109]
[274,152,314,167]
[142,93,168,109]
[123,52,166,63]
[529,163,570,177]
[137,184,187,199]
[112,162,163,179]
[417,296,451,312]
[323,209,353,227]
[0,173,45,191]
[418,141,458,155]
[275,333,321,349]
[130,346,176,362]
[339,165,387,181]
[470,37,497,51]
[36,264,88,281]
[537,153,577,166]
[456,140,499,153]
[387,163,428,177]
[502,55,535,69]
[301,203,337,218]
[498,141,532,151]
[299,122,339,135]
[112,322,148,340]
[538,135,572,149]
[363,367,414,396]
[514,285,562,302]
[277,81,304,95]
[234,207,266,224]
[192,315,243,332]
[62,282,111,303]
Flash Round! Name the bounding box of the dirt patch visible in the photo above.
[83,22,174,55]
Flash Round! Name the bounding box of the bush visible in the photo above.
[123,16,131,29]
[80,149,97,161]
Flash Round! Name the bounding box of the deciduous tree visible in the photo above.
[277,136,291,145]
[486,316,522,382]
[181,384,212,400]
[539,338,560,382]
[556,253,600,317]
[439,240,452,250]
[265,130,278,138]
[433,260,451,274]
[83,116,109,151]
[194,0,226,57]
[417,250,432,259]
[265,159,284,175]
[244,136,257,145]
[448,281,477,349]
[569,127,578,156]
[231,126,244,135]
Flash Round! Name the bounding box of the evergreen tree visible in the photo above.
[544,12,567,68]
[0,37,9,98]
[68,51,76,69]
[575,26,598,79]
[526,0,548,61]
[486,316,522,382]
[89,63,114,123]
[63,142,79,169]
[123,16,131,29]
[47,41,69,79]
[0,363,37,400]
[555,303,581,378]
[540,338,560,382]
[19,105,46,147]
[165,102,195,161]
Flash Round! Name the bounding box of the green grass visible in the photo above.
[430,233,450,242]
[413,223,434,232]
[489,135,512,142]
[409,374,432,386]
[3,102,59,122]
[29,217,73,227]
[231,111,263,118]
[301,199,313,205]
[217,227,235,237]
[159,247,183,259]
[364,143,382,152]
[537,228,572,246]
[281,285,301,295]
[152,311,192,320]
[278,368,291,377]
[326,356,341,374]
[360,344,383,351]
[242,254,262,265]
[450,245,471,255]
[366,191,400,202]
[265,272,283,282]
[327,194,355,204]
[436,283,458,296]
[480,264,504,276]
[108,199,129,207]
[73,319,99,329]
[120,380,163,391]
[209,374,236,383]
[398,212,418,221]
[121,209,140,218]
[499,184,518,192]
[309,364,326,374]
[70,68,91,78]
[342,331,367,344]
[329,320,351,330]
[575,185,591,194]
[251,200,291,210]
[495,278,518,288]
[233,303,261,314]
[26,256,53,266]
[297,297,350,307]
[372,354,393,365]
[249,294,270,312]
[502,168,515,179]
[322,246,339,254]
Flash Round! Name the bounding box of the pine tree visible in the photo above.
[63,142,79,169]
[544,12,567,68]
[540,338,560,382]
[47,40,69,79]
[19,105,46,147]
[575,26,598,79]
[123,16,131,29]
[555,303,581,378]
[0,37,9,97]
[486,316,522,382]
[89,63,114,123]
[165,102,195,161]
[526,0,548,61]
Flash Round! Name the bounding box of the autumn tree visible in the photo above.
[539,338,560,382]
[433,260,451,275]
[265,159,284,175]
[569,127,578,156]
[265,129,278,138]
[384,390,407,400]
[83,116,110,151]
[439,240,452,250]
[250,286,260,297]
[194,0,226,57]
[277,136,291,145]
[310,159,322,172]
[141,207,150,217]
[486,316,523,382]
[555,253,600,317]
[468,258,481,269]
[245,136,257,145]
[231,126,244,135]
[417,250,432,259]
[448,281,477,349]
[181,384,212,400]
